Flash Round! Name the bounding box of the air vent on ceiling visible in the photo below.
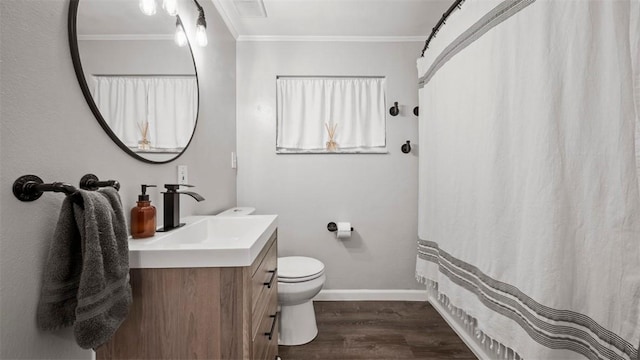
[233,0,267,18]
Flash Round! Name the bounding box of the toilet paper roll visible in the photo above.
[336,222,352,239]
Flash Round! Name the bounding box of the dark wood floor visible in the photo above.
[277,301,477,360]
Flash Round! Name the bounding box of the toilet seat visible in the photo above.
[278,256,325,283]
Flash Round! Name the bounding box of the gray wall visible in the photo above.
[236,41,421,290]
[78,39,196,82]
[0,0,236,358]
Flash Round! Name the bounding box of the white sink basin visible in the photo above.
[128,214,278,268]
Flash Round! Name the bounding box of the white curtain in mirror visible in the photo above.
[276,77,386,152]
[93,77,147,147]
[147,77,197,149]
[92,76,197,150]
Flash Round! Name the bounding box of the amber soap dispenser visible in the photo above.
[131,184,157,239]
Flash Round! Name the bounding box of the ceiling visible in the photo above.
[76,0,453,42]
[210,0,453,41]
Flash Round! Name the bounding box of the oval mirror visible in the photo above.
[69,0,199,163]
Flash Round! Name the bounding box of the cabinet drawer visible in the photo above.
[252,282,276,339]
[252,291,279,360]
[251,231,277,277]
[251,237,277,314]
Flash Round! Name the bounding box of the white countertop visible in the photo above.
[128,214,278,268]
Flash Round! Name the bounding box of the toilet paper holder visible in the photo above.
[327,222,354,232]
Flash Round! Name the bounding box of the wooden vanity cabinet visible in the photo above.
[97,231,279,360]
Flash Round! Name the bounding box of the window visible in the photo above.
[276,76,387,153]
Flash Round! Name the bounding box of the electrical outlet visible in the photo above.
[231,152,237,169]
[177,165,188,184]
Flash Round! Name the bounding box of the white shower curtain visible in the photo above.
[416,1,640,359]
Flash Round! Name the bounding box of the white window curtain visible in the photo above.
[92,76,197,149]
[276,77,386,152]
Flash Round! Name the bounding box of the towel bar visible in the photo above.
[13,174,120,202]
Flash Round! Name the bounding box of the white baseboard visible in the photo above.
[428,293,490,360]
[314,289,428,301]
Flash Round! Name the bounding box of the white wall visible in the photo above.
[0,0,236,358]
[237,41,421,290]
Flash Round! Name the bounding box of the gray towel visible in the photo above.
[36,187,131,349]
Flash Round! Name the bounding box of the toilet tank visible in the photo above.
[216,207,256,216]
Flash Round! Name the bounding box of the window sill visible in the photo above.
[276,148,388,154]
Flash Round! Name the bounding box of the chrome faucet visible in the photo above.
[158,184,205,232]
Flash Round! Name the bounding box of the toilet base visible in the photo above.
[278,300,318,346]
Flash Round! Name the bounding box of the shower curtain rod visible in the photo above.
[421,0,466,57]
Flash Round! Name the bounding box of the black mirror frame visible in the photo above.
[68,0,200,164]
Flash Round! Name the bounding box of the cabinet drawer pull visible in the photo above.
[264,312,279,340]
[263,269,277,288]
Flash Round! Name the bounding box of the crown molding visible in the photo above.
[210,0,240,39]
[77,34,174,41]
[236,35,426,42]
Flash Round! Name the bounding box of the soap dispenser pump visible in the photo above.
[131,184,157,239]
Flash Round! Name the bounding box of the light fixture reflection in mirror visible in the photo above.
[139,0,156,16]
[140,0,208,47]
[195,1,208,46]
[70,0,199,163]
[175,18,188,47]
[163,0,178,16]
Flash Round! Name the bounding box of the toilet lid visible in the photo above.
[278,256,325,280]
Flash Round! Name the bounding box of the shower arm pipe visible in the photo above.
[420,0,466,57]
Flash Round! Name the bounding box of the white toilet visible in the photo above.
[277,256,326,346]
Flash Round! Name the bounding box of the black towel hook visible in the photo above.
[401,141,412,154]
[389,102,399,116]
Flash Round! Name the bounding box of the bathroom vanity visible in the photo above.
[96,215,279,360]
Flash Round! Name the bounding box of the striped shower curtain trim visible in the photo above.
[423,279,525,360]
[417,239,638,360]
